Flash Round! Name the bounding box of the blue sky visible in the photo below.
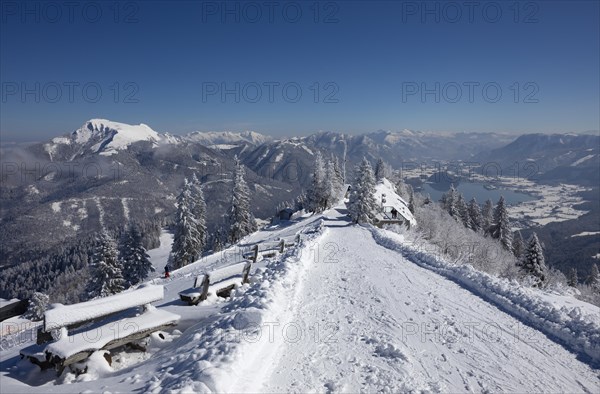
[1,0,598,141]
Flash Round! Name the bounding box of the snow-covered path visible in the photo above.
[261,210,600,393]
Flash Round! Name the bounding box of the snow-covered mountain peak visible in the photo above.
[76,119,161,153]
[43,119,164,159]
[44,119,163,157]
[367,129,421,145]
[183,130,272,146]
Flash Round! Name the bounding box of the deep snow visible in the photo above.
[1,199,599,393]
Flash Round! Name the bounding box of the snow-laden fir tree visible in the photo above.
[328,155,345,203]
[482,199,494,235]
[396,178,408,200]
[521,232,546,287]
[306,151,328,213]
[191,173,208,251]
[513,231,525,259]
[348,157,377,224]
[441,184,458,218]
[121,224,154,286]
[490,196,513,251]
[87,232,126,298]
[171,179,203,269]
[456,193,469,227]
[332,155,345,190]
[294,191,308,211]
[567,268,578,287]
[25,291,49,321]
[374,158,386,181]
[228,158,257,243]
[324,159,337,208]
[404,183,415,202]
[212,228,224,252]
[408,187,415,214]
[585,264,599,289]
[467,197,482,232]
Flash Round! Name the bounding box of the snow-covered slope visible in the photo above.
[1,205,599,393]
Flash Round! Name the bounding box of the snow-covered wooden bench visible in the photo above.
[178,235,301,306]
[20,285,179,374]
[178,274,211,305]
[242,234,301,262]
[178,261,252,304]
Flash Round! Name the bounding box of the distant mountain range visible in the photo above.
[1,119,598,270]
[475,133,600,185]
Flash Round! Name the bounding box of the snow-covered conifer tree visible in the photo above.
[467,197,482,232]
[513,231,525,259]
[456,193,469,227]
[585,264,599,289]
[332,156,344,189]
[171,179,203,269]
[441,184,458,218]
[396,179,408,200]
[212,228,224,252]
[306,152,328,212]
[408,187,415,214]
[88,232,126,298]
[327,155,344,204]
[567,268,578,287]
[294,191,308,211]
[121,224,154,286]
[191,173,208,252]
[521,232,546,287]
[491,196,513,251]
[374,158,385,181]
[482,199,494,235]
[25,292,49,320]
[348,157,377,224]
[228,158,257,243]
[323,159,337,208]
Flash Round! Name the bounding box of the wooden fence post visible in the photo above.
[242,261,252,284]
[199,274,210,302]
[279,239,285,253]
[252,244,259,263]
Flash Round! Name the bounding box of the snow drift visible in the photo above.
[370,226,600,363]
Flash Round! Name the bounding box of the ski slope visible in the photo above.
[1,206,599,393]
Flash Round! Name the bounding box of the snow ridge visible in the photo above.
[369,227,600,364]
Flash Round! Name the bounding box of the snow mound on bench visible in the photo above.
[46,307,180,359]
[44,285,165,331]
